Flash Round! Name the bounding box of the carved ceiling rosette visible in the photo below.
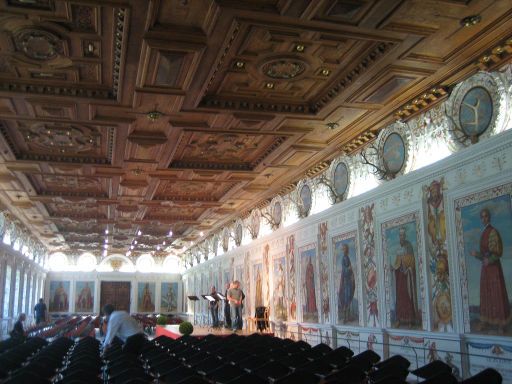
[13,27,65,61]
[260,56,308,80]
[19,123,100,155]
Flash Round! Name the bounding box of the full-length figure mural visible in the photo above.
[161,282,178,312]
[273,256,287,321]
[138,282,155,312]
[254,263,263,308]
[300,244,318,322]
[457,186,512,336]
[382,214,423,329]
[333,232,358,325]
[49,281,69,312]
[393,226,419,328]
[75,281,94,312]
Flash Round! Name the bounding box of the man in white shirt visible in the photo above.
[102,304,145,354]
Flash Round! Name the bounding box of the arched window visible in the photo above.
[136,254,155,273]
[77,253,97,272]
[163,255,182,273]
[48,252,69,271]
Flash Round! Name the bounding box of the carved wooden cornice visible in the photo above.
[394,86,449,122]
[475,36,512,71]
[340,130,377,155]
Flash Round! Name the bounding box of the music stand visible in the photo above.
[188,295,199,324]
[216,292,226,301]
[202,294,217,330]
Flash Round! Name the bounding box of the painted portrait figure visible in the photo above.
[50,281,69,312]
[457,189,512,336]
[300,244,318,322]
[254,264,263,308]
[393,226,419,327]
[161,282,178,312]
[138,282,155,312]
[382,215,422,330]
[273,257,287,321]
[75,281,94,312]
[338,243,355,323]
[471,207,510,332]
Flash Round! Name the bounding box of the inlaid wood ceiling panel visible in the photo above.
[0,0,509,257]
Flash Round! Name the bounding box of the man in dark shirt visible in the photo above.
[34,298,47,324]
[10,313,26,340]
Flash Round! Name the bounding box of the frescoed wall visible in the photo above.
[182,68,512,379]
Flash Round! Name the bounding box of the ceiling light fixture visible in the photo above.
[137,230,142,236]
[200,231,204,237]
[105,229,109,234]
[460,15,481,27]
[168,230,173,237]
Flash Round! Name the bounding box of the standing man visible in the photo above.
[34,298,47,324]
[227,280,243,331]
[209,286,220,328]
[102,304,145,354]
[223,283,231,329]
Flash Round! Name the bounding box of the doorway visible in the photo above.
[100,281,131,313]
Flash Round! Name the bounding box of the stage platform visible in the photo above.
[155,325,269,339]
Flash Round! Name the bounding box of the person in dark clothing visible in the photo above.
[34,298,47,324]
[224,283,232,329]
[209,286,220,327]
[10,313,26,340]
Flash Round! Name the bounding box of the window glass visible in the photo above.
[29,275,35,314]
[21,272,28,314]
[2,266,10,318]
[13,269,20,317]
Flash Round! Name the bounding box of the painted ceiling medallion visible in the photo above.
[262,58,306,79]
[14,28,63,60]
[21,123,99,154]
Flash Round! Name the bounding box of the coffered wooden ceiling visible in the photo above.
[0,0,510,259]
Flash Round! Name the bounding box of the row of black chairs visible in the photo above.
[100,332,502,384]
[0,337,48,379]
[0,331,504,384]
